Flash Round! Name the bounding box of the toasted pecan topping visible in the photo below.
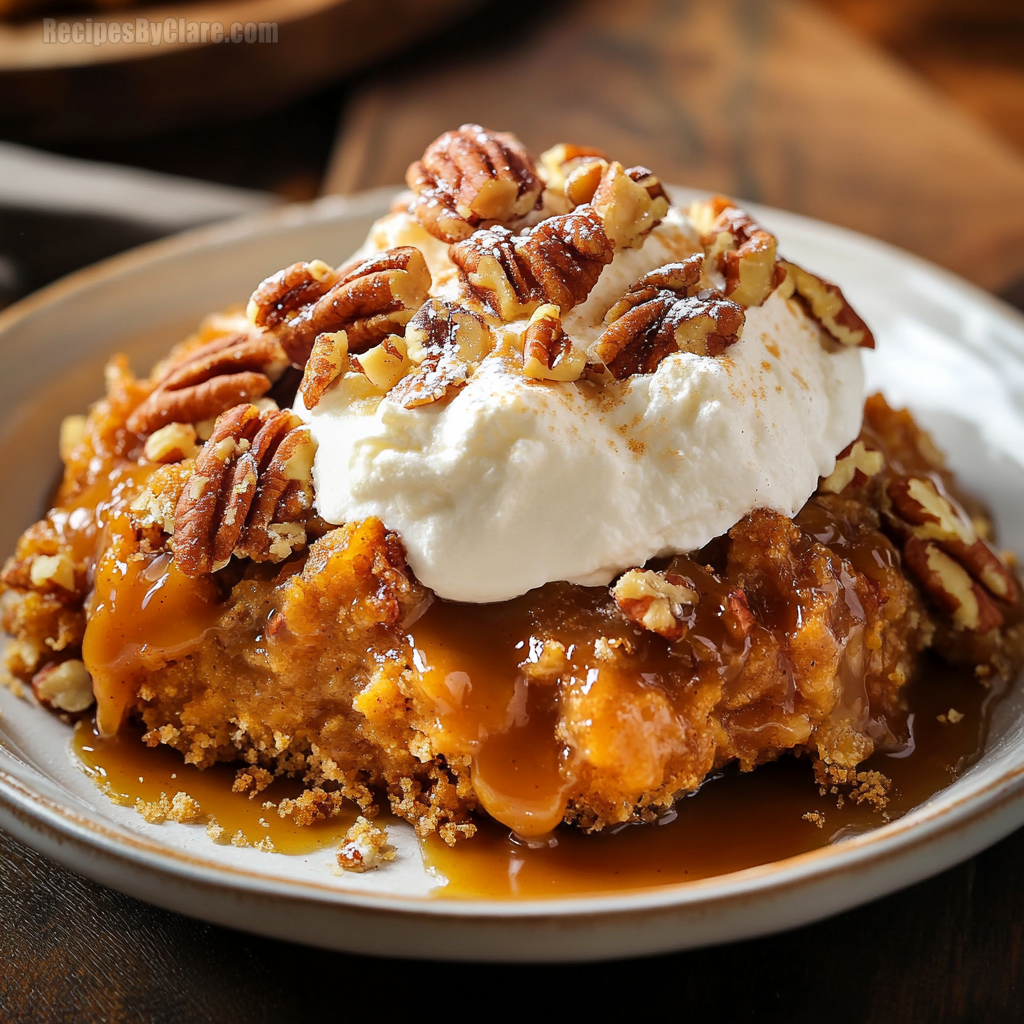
[298,331,349,410]
[593,254,744,378]
[612,568,699,641]
[32,659,95,714]
[451,205,614,320]
[407,124,544,243]
[389,298,491,408]
[885,474,1018,630]
[247,259,338,330]
[522,304,585,382]
[590,162,670,249]
[250,246,432,368]
[172,404,316,576]
[126,332,288,437]
[690,196,785,309]
[538,142,606,192]
[819,440,884,494]
[779,260,875,349]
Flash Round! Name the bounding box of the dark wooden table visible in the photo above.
[4,1,1024,1019]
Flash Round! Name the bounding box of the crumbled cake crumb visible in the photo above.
[206,818,228,843]
[232,765,274,798]
[135,793,172,823]
[802,811,825,828]
[947,708,964,724]
[849,771,891,811]
[439,822,478,846]
[254,837,276,853]
[169,791,204,823]
[230,830,250,848]
[334,816,395,873]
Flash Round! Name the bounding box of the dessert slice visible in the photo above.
[2,126,1021,846]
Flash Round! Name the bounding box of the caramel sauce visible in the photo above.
[82,544,221,737]
[424,657,998,898]
[74,720,357,855]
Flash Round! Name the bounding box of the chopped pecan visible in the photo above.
[407,124,544,243]
[127,332,289,436]
[590,162,670,249]
[32,659,94,714]
[819,440,884,494]
[886,474,1018,630]
[522,304,585,381]
[538,142,606,191]
[250,247,432,368]
[451,206,614,320]
[299,331,350,410]
[173,404,316,576]
[143,422,200,464]
[612,568,699,641]
[593,255,744,378]
[690,196,785,308]
[354,335,411,391]
[779,260,875,349]
[389,299,491,408]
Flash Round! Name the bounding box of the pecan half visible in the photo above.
[173,404,316,576]
[451,205,614,320]
[690,196,785,308]
[593,255,744,379]
[886,474,1018,630]
[250,246,432,368]
[389,299,491,409]
[779,260,875,349]
[612,568,699,641]
[407,124,544,243]
[126,332,289,436]
[247,259,338,329]
[522,304,585,381]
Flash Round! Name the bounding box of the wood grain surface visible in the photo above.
[4,821,1024,1021]
[325,0,1024,296]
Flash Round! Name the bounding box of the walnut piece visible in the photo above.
[407,124,544,243]
[388,299,491,409]
[538,142,606,192]
[779,259,875,349]
[249,247,432,368]
[127,332,289,437]
[522,304,585,381]
[690,195,784,308]
[172,403,316,576]
[612,568,699,641]
[885,474,1018,631]
[593,255,745,379]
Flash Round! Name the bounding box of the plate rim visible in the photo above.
[3,189,1024,957]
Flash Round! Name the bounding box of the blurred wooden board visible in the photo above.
[324,0,1024,294]
[0,0,479,141]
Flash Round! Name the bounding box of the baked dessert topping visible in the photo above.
[2,125,1022,860]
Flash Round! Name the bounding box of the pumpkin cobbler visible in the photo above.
[3,125,1022,845]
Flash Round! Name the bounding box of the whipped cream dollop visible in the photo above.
[296,207,864,603]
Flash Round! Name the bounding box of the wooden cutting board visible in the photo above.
[324,0,1024,296]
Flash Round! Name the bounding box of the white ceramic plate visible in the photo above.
[3,189,1024,963]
